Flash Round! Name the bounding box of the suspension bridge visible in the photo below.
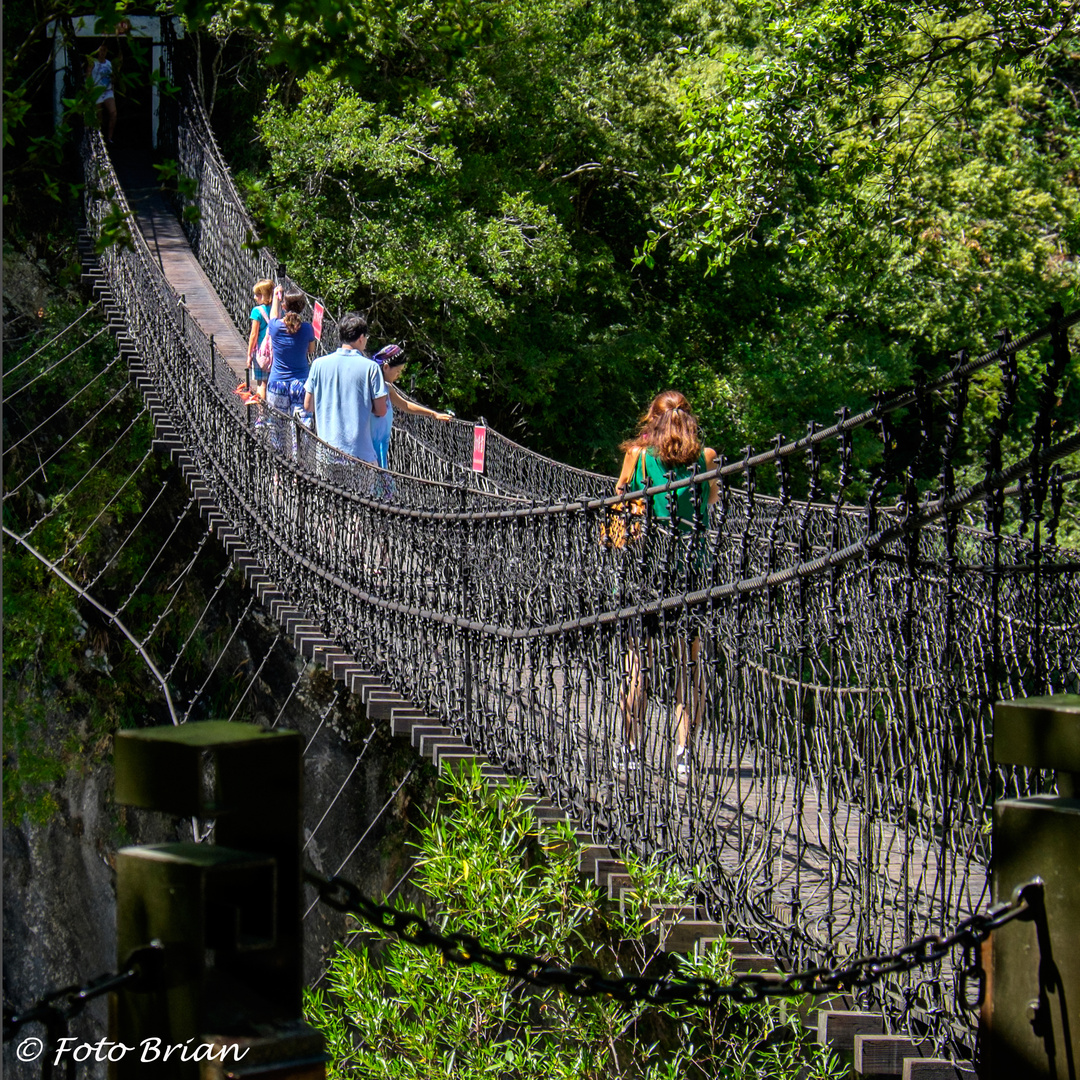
[41,37,1080,1069]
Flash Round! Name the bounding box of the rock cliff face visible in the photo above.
[3,259,436,1076]
[2,527,434,1080]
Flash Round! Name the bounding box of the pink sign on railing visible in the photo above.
[472,425,487,473]
[312,301,325,341]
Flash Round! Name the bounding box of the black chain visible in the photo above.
[3,945,164,1042]
[0,877,1041,1043]
[305,871,1042,1009]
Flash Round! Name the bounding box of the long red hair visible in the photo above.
[620,390,702,467]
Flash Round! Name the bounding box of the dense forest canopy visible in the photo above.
[194,0,1079,472]
[4,0,1078,474]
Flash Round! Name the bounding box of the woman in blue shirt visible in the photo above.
[266,286,316,457]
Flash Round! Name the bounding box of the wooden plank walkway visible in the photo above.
[115,156,249,381]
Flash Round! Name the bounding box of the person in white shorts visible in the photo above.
[88,42,117,144]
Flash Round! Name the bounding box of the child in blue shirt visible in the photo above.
[246,278,273,400]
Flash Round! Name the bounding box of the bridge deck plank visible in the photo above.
[115,157,249,382]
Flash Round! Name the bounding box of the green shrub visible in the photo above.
[306,764,845,1079]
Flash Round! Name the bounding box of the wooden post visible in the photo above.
[982,695,1080,1080]
[111,722,326,1079]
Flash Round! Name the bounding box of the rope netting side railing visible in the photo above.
[91,77,1080,1058]
[390,410,614,501]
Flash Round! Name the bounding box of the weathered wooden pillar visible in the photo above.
[982,695,1080,1080]
[111,721,326,1078]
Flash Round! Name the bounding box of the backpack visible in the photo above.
[255,308,273,372]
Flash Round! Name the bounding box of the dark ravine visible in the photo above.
[2,512,436,1080]
[2,247,439,1079]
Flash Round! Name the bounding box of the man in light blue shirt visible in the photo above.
[303,313,387,465]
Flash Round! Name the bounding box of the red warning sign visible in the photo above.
[472,425,487,473]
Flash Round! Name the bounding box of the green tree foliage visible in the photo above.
[227,0,702,465]
[649,2,1077,270]
[645,4,1079,474]
[1,296,265,822]
[208,0,1077,476]
[306,764,846,1079]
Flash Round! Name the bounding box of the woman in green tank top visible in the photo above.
[614,391,718,775]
